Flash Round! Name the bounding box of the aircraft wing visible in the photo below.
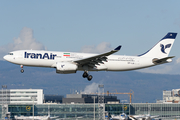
[74,46,121,67]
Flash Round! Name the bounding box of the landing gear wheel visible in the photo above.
[87,75,93,81]
[21,69,24,73]
[83,72,88,78]
[20,65,24,73]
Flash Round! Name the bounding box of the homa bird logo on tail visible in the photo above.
[160,44,171,54]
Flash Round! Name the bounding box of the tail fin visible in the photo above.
[138,32,177,58]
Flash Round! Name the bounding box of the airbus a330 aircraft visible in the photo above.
[3,32,177,81]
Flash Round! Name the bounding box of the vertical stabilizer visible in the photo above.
[138,32,177,58]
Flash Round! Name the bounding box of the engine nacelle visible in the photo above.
[56,62,78,74]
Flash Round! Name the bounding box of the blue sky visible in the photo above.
[1,0,180,74]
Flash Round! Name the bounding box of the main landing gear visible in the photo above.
[82,71,93,81]
[20,65,24,73]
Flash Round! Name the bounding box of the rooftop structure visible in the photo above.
[44,94,64,103]
[62,94,120,104]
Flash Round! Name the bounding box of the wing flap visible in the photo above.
[74,45,121,66]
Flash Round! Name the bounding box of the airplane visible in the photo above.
[110,113,129,120]
[14,115,58,120]
[110,113,160,120]
[3,32,177,81]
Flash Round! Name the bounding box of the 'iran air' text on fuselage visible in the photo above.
[24,52,57,59]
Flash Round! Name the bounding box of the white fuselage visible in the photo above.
[3,50,155,72]
[3,32,177,80]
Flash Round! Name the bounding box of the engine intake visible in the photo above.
[56,62,77,74]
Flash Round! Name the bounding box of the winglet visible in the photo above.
[114,45,121,51]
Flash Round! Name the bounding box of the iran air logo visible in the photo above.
[160,44,171,54]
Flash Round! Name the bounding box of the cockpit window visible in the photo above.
[8,53,13,55]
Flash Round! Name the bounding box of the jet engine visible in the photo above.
[56,62,78,74]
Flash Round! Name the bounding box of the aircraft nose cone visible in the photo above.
[3,55,8,60]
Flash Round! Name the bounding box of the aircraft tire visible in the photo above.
[87,75,93,81]
[21,69,24,73]
[83,72,88,78]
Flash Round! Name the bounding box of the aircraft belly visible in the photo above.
[106,62,138,71]
[15,59,54,67]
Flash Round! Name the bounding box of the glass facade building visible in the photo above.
[8,104,99,120]
[105,104,130,116]
[35,104,99,119]
[1,103,180,119]
[130,103,180,119]
[106,103,180,119]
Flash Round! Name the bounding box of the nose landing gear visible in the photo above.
[20,65,24,73]
[82,71,93,81]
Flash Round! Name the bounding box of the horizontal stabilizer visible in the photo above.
[152,56,175,64]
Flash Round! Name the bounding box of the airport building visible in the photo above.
[0,89,43,104]
[162,89,180,103]
[1,89,180,119]
[1,103,180,119]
